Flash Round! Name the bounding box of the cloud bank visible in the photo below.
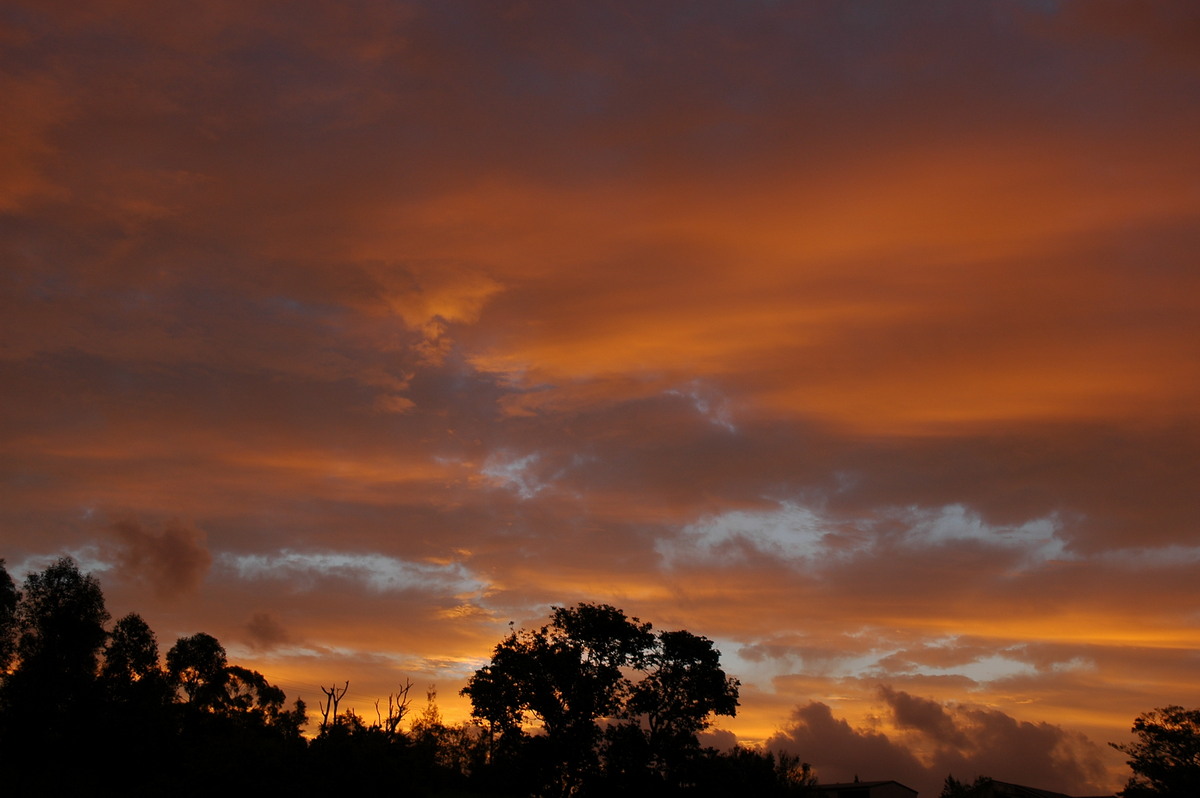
[769,689,1109,797]
[3,4,1199,793]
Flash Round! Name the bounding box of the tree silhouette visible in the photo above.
[94,612,175,794]
[0,557,111,791]
[167,631,230,710]
[462,602,740,796]
[101,612,171,722]
[0,557,320,795]
[103,613,164,689]
[0,558,791,796]
[1113,706,1200,797]
[464,603,655,795]
[318,680,350,731]
[0,559,17,673]
[164,631,307,794]
[308,684,421,794]
[628,628,740,783]
[939,774,993,797]
[226,665,285,718]
[410,687,491,791]
[13,557,109,682]
[3,558,109,718]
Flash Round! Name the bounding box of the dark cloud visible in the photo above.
[245,611,291,651]
[767,701,928,787]
[919,699,1108,797]
[768,690,1110,797]
[880,686,968,748]
[104,516,212,599]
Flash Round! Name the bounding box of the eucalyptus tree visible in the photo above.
[0,558,111,790]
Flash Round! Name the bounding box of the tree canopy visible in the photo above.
[0,558,817,796]
[13,556,109,683]
[1113,706,1200,798]
[1,557,110,756]
[0,559,17,673]
[0,558,307,795]
[462,602,740,796]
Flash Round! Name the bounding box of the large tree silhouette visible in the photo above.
[0,558,111,790]
[167,631,230,710]
[462,602,739,796]
[627,629,741,785]
[12,557,109,684]
[3,558,109,720]
[103,613,166,694]
[1113,706,1200,797]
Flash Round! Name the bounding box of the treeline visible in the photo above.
[0,558,817,797]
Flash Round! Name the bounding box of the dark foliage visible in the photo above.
[0,557,110,790]
[939,774,994,797]
[0,560,17,673]
[0,559,824,796]
[0,558,306,796]
[1112,706,1200,798]
[462,602,743,797]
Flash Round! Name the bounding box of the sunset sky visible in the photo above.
[3,2,1200,794]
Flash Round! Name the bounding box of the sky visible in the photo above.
[2,1,1199,794]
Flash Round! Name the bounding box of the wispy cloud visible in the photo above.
[220,550,486,596]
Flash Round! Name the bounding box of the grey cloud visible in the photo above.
[879,685,968,747]
[927,700,1108,796]
[105,516,212,599]
[220,549,486,596]
[767,701,928,787]
[768,690,1113,798]
[245,611,291,651]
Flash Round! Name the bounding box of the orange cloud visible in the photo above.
[3,7,1198,796]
